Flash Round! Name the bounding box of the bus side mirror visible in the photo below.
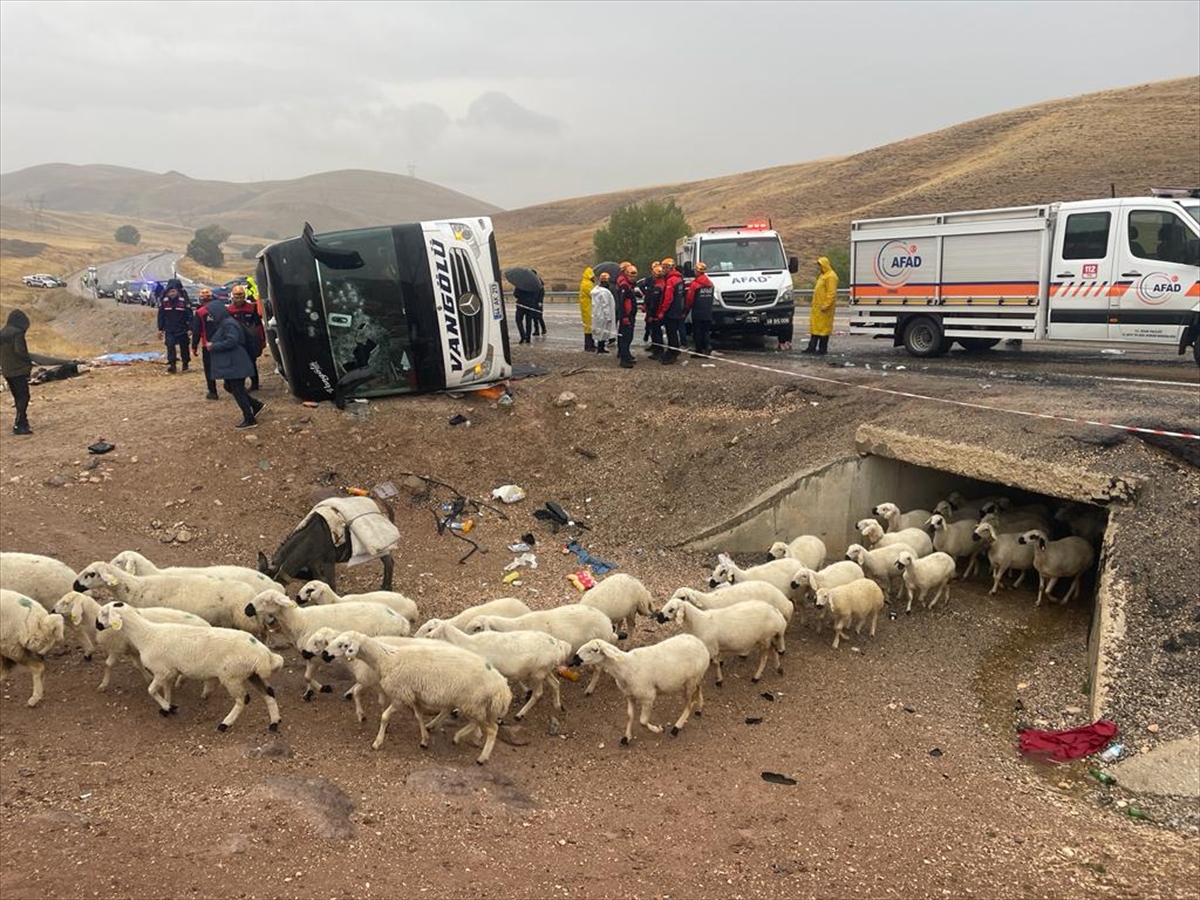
[682,262,695,278]
[788,257,799,274]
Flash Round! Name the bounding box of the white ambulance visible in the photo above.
[677,220,800,344]
[848,189,1200,362]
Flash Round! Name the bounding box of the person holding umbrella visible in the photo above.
[504,267,541,345]
[529,269,547,338]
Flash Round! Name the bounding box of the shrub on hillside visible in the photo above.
[114,225,140,246]
[593,199,691,276]
[187,224,231,268]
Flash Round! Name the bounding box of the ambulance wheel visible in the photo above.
[957,338,999,352]
[902,316,948,358]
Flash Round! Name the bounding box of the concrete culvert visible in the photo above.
[684,425,1132,724]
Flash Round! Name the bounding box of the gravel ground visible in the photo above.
[0,338,1197,898]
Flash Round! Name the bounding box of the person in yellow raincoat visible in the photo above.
[579,266,596,352]
[803,256,838,355]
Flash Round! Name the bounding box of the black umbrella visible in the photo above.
[504,267,542,292]
[592,261,622,282]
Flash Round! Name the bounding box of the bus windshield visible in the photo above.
[314,227,418,396]
[699,237,786,272]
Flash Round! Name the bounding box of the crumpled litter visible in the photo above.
[503,552,538,572]
[492,484,526,504]
[564,540,617,575]
[1018,719,1118,762]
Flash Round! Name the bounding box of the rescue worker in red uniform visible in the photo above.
[191,287,221,399]
[227,284,265,391]
[658,257,685,364]
[616,264,639,368]
[686,262,715,357]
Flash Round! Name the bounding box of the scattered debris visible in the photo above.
[572,445,599,460]
[448,414,469,426]
[87,440,115,455]
[372,481,398,500]
[1099,743,1125,762]
[503,553,538,572]
[553,391,578,408]
[760,772,797,786]
[492,484,526,504]
[1018,720,1119,761]
[564,540,616,575]
[760,691,776,702]
[745,717,764,726]
[928,748,944,758]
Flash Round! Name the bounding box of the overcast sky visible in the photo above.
[1,0,1196,209]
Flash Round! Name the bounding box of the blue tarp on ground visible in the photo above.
[93,351,164,364]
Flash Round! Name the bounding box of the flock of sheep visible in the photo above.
[0,491,1103,764]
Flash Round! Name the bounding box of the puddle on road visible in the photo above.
[972,594,1097,789]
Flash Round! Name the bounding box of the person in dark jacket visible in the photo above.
[0,309,73,435]
[512,286,534,344]
[686,262,716,357]
[616,265,639,369]
[157,282,192,373]
[529,271,547,337]
[643,262,665,358]
[191,288,220,399]
[204,304,263,429]
[658,258,685,364]
[226,284,265,390]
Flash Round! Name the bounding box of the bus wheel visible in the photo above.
[957,338,999,352]
[902,316,947,358]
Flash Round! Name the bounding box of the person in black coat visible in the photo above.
[512,287,534,344]
[529,272,547,336]
[157,282,192,373]
[204,304,264,429]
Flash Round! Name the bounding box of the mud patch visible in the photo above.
[257,775,355,839]
[406,765,537,809]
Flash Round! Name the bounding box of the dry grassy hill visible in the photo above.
[0,165,501,239]
[494,77,1200,285]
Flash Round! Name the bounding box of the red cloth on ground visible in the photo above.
[1018,720,1119,761]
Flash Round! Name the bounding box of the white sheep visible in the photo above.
[656,597,786,686]
[766,535,826,570]
[244,589,411,700]
[1018,530,1096,607]
[669,583,794,625]
[855,519,934,557]
[110,550,279,594]
[465,606,616,696]
[1,552,77,608]
[423,621,572,721]
[323,630,512,764]
[936,494,1007,522]
[73,561,259,633]
[926,515,986,578]
[53,590,214,691]
[708,555,804,599]
[300,627,416,723]
[572,635,710,745]
[871,503,933,533]
[295,580,419,627]
[577,573,657,640]
[789,560,866,602]
[813,579,885,650]
[973,522,1036,595]
[844,543,908,603]
[978,505,1051,535]
[412,597,531,638]
[95,602,283,731]
[0,589,65,707]
[1,552,92,658]
[893,550,956,613]
[1054,503,1107,542]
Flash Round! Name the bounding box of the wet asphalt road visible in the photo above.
[525,302,1200,393]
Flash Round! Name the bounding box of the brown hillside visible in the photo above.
[0,165,501,239]
[494,77,1200,284]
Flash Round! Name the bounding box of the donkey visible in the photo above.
[258,498,395,592]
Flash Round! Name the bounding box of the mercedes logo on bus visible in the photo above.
[457,292,482,316]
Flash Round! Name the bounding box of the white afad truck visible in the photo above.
[849,189,1200,363]
[678,220,800,344]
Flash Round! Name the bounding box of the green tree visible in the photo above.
[593,198,691,276]
[114,224,141,246]
[795,243,850,288]
[187,224,231,268]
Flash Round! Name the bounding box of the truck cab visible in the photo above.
[678,220,799,344]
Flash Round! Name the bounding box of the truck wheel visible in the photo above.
[957,338,999,352]
[775,323,794,344]
[902,316,947,358]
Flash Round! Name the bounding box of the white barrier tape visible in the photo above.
[641,335,1200,442]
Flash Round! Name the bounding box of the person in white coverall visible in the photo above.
[589,271,617,354]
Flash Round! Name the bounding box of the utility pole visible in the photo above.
[407,164,416,179]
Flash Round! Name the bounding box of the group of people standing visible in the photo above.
[157,279,267,429]
[511,277,547,344]
[580,259,717,368]
[577,255,839,364]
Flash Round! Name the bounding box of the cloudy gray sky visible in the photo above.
[1,0,1196,209]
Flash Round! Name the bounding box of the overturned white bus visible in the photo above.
[256,218,513,402]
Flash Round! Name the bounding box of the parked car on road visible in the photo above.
[22,273,66,288]
[97,282,117,298]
